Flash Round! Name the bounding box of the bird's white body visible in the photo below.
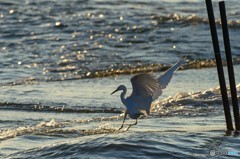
[125,95,152,119]
[111,57,185,130]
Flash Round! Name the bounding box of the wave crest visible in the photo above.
[1,58,240,86]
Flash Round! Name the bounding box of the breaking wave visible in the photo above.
[0,103,122,114]
[151,13,240,27]
[1,84,239,141]
[1,58,240,86]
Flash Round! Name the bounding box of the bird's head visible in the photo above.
[111,85,126,95]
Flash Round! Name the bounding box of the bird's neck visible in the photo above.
[120,89,127,106]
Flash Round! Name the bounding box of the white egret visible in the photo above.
[111,57,185,131]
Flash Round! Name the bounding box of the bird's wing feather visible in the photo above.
[157,57,185,89]
[152,57,185,100]
[130,73,159,97]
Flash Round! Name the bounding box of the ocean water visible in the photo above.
[0,0,240,158]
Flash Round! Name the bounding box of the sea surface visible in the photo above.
[0,0,240,158]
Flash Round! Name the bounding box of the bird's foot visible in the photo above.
[118,124,124,131]
[118,125,130,132]
[124,119,137,131]
[125,125,131,131]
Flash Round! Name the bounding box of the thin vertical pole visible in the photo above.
[205,0,234,131]
[219,1,240,131]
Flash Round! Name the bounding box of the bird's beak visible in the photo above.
[111,89,119,95]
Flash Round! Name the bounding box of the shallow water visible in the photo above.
[0,0,240,158]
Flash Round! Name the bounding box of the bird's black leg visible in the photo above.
[125,119,138,131]
[118,111,127,130]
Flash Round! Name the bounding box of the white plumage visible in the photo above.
[111,57,185,130]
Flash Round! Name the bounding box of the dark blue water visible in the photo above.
[0,0,240,83]
[0,0,240,158]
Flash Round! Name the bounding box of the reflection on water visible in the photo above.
[1,0,240,158]
[0,0,240,83]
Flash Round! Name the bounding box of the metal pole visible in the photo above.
[219,1,240,131]
[205,0,234,131]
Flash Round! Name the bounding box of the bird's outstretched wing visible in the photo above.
[152,57,186,100]
[130,73,159,97]
[157,57,185,89]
